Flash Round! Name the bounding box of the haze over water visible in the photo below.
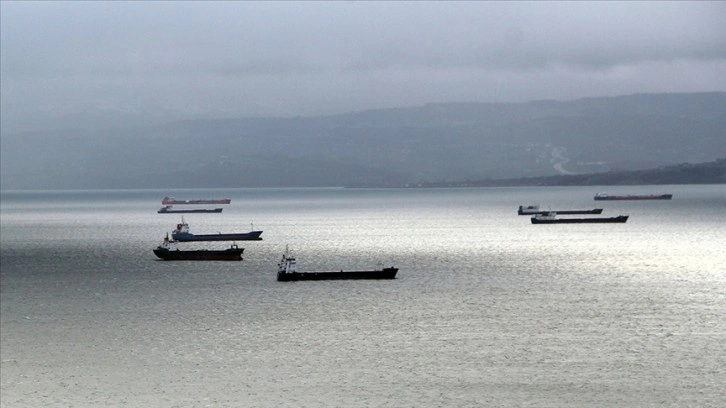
[1,185,725,407]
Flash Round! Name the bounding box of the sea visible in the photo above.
[1,185,724,407]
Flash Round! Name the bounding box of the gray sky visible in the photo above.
[2,1,725,132]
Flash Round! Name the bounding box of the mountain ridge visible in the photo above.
[395,158,726,188]
[1,92,724,189]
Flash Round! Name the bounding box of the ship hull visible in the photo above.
[277,268,398,281]
[531,215,629,224]
[594,194,672,201]
[171,231,263,241]
[519,208,603,215]
[153,247,244,261]
[162,197,231,205]
[158,208,223,214]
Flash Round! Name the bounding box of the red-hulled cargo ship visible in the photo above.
[162,196,231,205]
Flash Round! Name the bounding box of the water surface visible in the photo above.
[1,185,725,407]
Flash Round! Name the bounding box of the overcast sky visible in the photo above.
[2,1,725,132]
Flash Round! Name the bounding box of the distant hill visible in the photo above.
[1,92,725,189]
[403,158,726,188]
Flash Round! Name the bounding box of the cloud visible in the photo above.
[1,1,725,132]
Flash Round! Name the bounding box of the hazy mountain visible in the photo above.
[407,158,726,188]
[1,92,725,190]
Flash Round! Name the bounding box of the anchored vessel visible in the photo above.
[158,206,223,214]
[594,193,672,201]
[162,196,232,205]
[531,212,628,224]
[277,251,398,281]
[171,220,263,241]
[518,205,603,215]
[153,235,244,261]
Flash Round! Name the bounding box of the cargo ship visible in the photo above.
[518,205,603,215]
[158,206,223,214]
[594,193,672,201]
[171,220,263,241]
[152,235,243,261]
[277,250,398,281]
[531,212,628,224]
[162,196,231,205]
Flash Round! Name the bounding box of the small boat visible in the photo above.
[162,196,231,205]
[531,212,628,224]
[158,206,223,214]
[277,249,398,281]
[518,205,603,215]
[594,193,672,201]
[171,219,263,241]
[152,235,244,261]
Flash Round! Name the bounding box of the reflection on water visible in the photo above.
[1,185,725,406]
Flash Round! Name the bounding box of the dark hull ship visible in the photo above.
[278,268,399,281]
[158,206,223,214]
[594,193,672,201]
[531,213,629,224]
[518,205,603,215]
[277,251,398,281]
[153,236,243,261]
[171,220,263,241]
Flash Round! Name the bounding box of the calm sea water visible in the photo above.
[1,185,725,407]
